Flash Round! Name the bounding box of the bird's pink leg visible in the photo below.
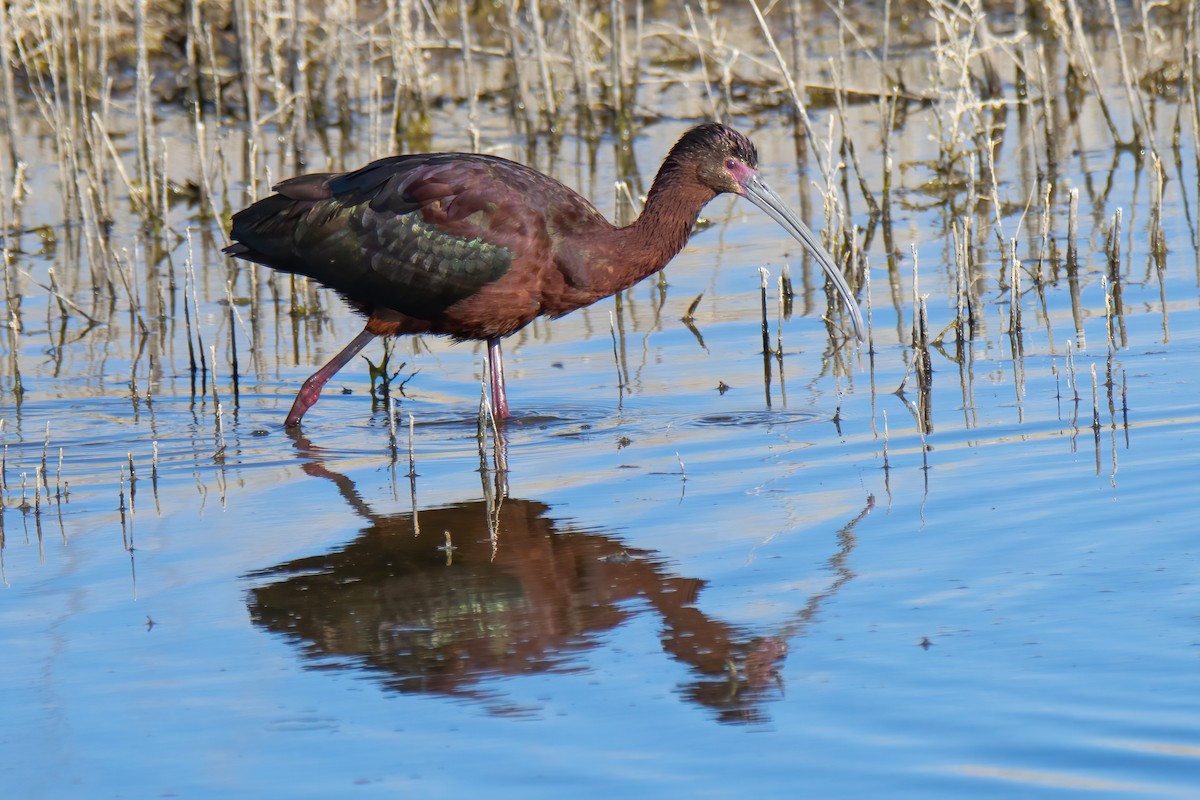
[486,337,510,420]
[285,327,378,427]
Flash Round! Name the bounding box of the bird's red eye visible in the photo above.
[725,158,738,170]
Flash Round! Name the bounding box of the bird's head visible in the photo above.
[679,123,762,196]
[666,123,866,342]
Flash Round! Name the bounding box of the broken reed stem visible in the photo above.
[608,310,624,392]
[881,408,889,472]
[1106,208,1122,277]
[1120,369,1129,441]
[118,466,127,526]
[1102,275,1115,348]
[127,451,137,507]
[911,243,931,432]
[863,252,874,355]
[1009,239,1022,333]
[780,263,794,318]
[1149,153,1166,257]
[191,246,208,380]
[385,391,399,453]
[214,400,226,460]
[775,276,786,378]
[407,413,417,480]
[40,421,50,494]
[1090,362,1101,432]
[182,232,199,392]
[1065,340,1079,403]
[953,218,970,340]
[226,283,240,400]
[151,441,159,477]
[759,266,771,356]
[1036,180,1052,285]
[911,243,929,364]
[1067,187,1079,263]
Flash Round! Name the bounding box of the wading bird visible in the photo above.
[225,123,864,426]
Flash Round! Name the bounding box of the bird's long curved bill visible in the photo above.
[740,173,866,342]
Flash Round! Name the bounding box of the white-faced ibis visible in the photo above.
[225,123,865,425]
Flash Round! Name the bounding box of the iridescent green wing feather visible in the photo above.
[227,155,536,320]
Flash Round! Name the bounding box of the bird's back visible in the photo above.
[225,153,609,327]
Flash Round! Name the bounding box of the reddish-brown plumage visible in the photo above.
[225,123,864,425]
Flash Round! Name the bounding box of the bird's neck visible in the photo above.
[608,168,716,288]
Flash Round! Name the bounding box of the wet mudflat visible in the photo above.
[3,2,1200,797]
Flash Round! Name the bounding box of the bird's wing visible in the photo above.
[228,155,555,320]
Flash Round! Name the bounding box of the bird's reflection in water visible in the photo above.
[248,437,868,724]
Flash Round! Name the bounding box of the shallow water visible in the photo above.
[4,14,1200,799]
